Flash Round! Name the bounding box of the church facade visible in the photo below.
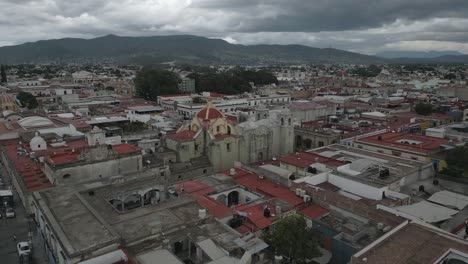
[166,101,294,172]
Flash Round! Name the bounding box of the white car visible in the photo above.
[5,207,15,218]
[17,241,31,256]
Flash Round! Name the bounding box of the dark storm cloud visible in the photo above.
[0,0,467,53]
[191,0,468,32]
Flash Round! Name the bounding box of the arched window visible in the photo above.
[281,118,284,126]
[258,152,264,161]
[227,191,239,207]
[288,118,291,125]
[227,126,231,135]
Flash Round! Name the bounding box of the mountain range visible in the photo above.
[0,35,467,65]
[375,50,465,59]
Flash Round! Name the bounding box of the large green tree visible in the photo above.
[445,147,468,177]
[350,64,381,77]
[414,102,433,116]
[1,65,7,84]
[134,68,181,101]
[187,68,278,95]
[263,214,321,263]
[17,92,38,109]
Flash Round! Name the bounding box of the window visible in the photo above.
[160,171,165,177]
[195,144,198,151]
[217,126,220,132]
[63,174,71,179]
[38,144,41,149]
[226,143,231,152]
[318,141,324,147]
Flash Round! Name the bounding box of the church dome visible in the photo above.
[196,101,224,120]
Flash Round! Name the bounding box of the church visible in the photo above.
[165,101,294,172]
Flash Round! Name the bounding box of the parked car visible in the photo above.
[5,207,15,218]
[17,241,31,256]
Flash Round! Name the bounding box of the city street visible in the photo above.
[0,165,47,264]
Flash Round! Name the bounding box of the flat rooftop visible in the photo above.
[314,144,429,168]
[353,222,468,264]
[34,186,119,257]
[356,132,449,154]
[127,105,164,112]
[34,175,242,259]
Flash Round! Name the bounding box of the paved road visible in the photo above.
[0,165,47,264]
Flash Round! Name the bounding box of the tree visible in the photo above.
[444,73,457,80]
[187,68,278,95]
[414,102,433,116]
[1,65,7,84]
[350,65,381,77]
[134,68,181,101]
[262,214,321,263]
[123,121,147,133]
[16,92,38,109]
[445,147,468,177]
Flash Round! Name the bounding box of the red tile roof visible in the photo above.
[47,153,80,166]
[235,201,278,229]
[112,144,141,155]
[279,152,346,169]
[250,159,281,167]
[175,180,232,219]
[225,115,238,123]
[357,132,450,154]
[73,121,92,129]
[3,142,52,192]
[222,168,304,207]
[167,130,197,141]
[208,92,227,98]
[299,204,329,219]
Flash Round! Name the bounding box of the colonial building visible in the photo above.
[166,101,294,171]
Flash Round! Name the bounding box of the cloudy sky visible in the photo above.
[1,0,468,54]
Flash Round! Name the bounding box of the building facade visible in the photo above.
[166,101,294,171]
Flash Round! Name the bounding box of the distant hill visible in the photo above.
[376,50,464,59]
[394,55,468,64]
[0,34,386,65]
